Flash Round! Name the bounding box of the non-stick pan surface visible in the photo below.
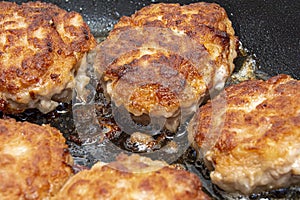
[6,0,300,199]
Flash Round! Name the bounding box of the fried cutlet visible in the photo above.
[53,154,211,200]
[94,2,238,132]
[188,74,300,194]
[0,118,73,199]
[0,1,96,114]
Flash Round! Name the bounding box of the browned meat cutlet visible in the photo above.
[188,74,300,194]
[94,2,238,132]
[0,118,74,199]
[53,154,211,200]
[0,1,96,114]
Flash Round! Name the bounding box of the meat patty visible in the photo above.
[53,154,211,200]
[0,1,96,114]
[94,2,238,132]
[0,118,73,199]
[188,74,300,194]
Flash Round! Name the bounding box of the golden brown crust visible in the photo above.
[113,2,237,69]
[0,118,73,199]
[53,154,211,200]
[95,2,238,124]
[105,49,207,116]
[188,74,300,194]
[0,1,96,113]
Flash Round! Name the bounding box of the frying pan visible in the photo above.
[6,0,300,199]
